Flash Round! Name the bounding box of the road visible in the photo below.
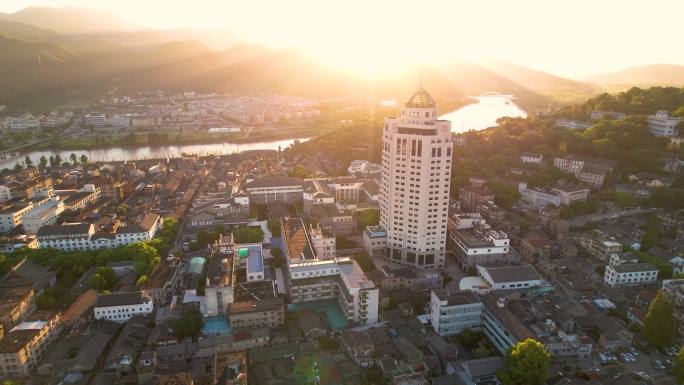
[570,207,656,226]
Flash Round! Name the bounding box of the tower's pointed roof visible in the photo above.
[405,87,436,108]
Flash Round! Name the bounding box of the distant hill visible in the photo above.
[0,35,76,67]
[0,20,57,42]
[149,40,212,63]
[586,64,684,86]
[0,7,137,34]
[480,60,600,94]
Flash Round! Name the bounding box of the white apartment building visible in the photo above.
[83,113,106,127]
[8,114,41,131]
[22,199,65,234]
[477,265,544,290]
[282,217,379,324]
[604,263,658,288]
[647,111,681,137]
[520,152,543,165]
[309,225,336,259]
[447,213,510,268]
[36,213,161,251]
[289,257,379,324]
[553,155,617,188]
[380,87,452,269]
[518,183,561,208]
[245,177,304,204]
[430,290,484,336]
[0,202,34,233]
[93,292,154,322]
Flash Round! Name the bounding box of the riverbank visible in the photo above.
[32,124,330,151]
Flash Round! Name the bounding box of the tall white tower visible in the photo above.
[379,87,452,269]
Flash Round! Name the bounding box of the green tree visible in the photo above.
[80,154,89,164]
[70,153,78,164]
[290,164,309,179]
[643,290,676,348]
[24,155,33,166]
[357,209,380,231]
[640,228,660,251]
[353,251,375,272]
[54,154,62,164]
[172,306,204,340]
[39,155,48,169]
[498,339,550,385]
[672,346,684,383]
[233,227,264,243]
[267,218,282,237]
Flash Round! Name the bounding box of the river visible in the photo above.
[440,95,526,133]
[1,95,522,169]
[0,138,309,170]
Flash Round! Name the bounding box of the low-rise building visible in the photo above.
[477,264,544,290]
[0,286,35,329]
[228,297,285,331]
[0,311,63,378]
[93,292,154,322]
[459,185,494,211]
[588,238,622,262]
[22,199,64,235]
[363,225,387,257]
[447,213,510,269]
[647,110,681,137]
[604,263,658,288]
[245,177,303,204]
[0,202,34,233]
[553,154,617,188]
[141,258,183,305]
[430,290,483,336]
[481,294,536,354]
[520,152,543,165]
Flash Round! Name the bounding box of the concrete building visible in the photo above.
[476,265,544,290]
[647,110,681,137]
[245,177,303,204]
[93,292,154,322]
[228,297,285,332]
[36,212,161,251]
[0,286,35,330]
[447,213,510,268]
[363,225,387,257]
[21,199,65,235]
[481,295,536,354]
[282,217,379,324]
[309,225,336,260]
[520,152,543,165]
[553,154,617,188]
[0,311,62,378]
[0,202,34,233]
[380,87,452,269]
[604,263,658,288]
[459,185,494,212]
[588,238,623,262]
[83,113,106,127]
[518,183,561,209]
[430,290,484,336]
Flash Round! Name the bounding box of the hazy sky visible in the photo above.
[3,0,683,78]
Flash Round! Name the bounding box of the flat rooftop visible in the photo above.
[481,265,542,283]
[236,244,264,274]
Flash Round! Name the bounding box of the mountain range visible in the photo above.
[0,6,682,112]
